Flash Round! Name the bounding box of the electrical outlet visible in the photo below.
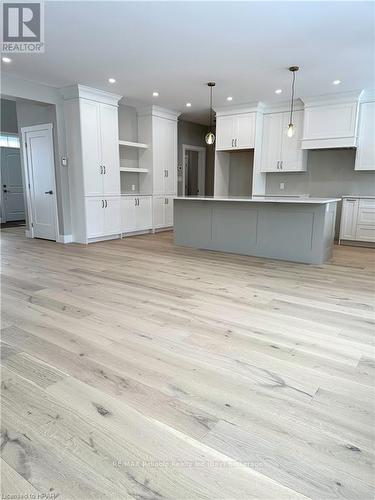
[280,182,285,190]
[131,184,135,191]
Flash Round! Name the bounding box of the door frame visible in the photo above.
[0,145,25,223]
[182,144,206,196]
[20,123,59,241]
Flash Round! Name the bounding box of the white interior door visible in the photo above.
[1,147,25,222]
[23,124,57,240]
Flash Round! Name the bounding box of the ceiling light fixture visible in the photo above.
[287,66,299,138]
[227,96,233,101]
[2,57,12,63]
[205,82,216,145]
[332,79,341,85]
[153,91,159,97]
[186,102,192,107]
[275,89,282,94]
[108,78,116,83]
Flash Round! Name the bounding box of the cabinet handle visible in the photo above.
[231,139,234,148]
[103,165,106,174]
[100,165,103,174]
[166,198,169,205]
[235,138,237,147]
[105,199,108,208]
[280,161,283,170]
[276,161,279,169]
[102,199,104,208]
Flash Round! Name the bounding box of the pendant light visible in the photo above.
[287,66,299,138]
[205,82,216,145]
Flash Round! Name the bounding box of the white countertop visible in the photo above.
[342,195,375,199]
[175,196,340,204]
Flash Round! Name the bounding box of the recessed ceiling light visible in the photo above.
[275,89,282,94]
[108,78,116,83]
[2,57,12,63]
[153,92,159,97]
[226,96,233,101]
[332,80,341,85]
[186,102,192,107]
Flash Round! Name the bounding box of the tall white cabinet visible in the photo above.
[137,106,180,231]
[355,100,375,171]
[62,85,122,243]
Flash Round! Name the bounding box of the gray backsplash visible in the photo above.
[265,149,375,237]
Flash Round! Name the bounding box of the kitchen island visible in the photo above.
[174,196,340,264]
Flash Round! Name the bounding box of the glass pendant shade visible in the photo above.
[286,123,295,138]
[205,131,215,145]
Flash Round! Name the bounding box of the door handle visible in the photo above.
[3,189,8,193]
[45,190,53,194]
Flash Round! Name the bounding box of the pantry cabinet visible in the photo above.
[63,84,122,243]
[260,110,306,172]
[216,112,256,151]
[355,101,375,171]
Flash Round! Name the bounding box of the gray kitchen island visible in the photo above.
[174,196,340,264]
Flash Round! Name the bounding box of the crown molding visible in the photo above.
[214,102,265,116]
[302,90,363,107]
[360,88,375,103]
[136,105,181,120]
[262,98,304,114]
[60,84,122,105]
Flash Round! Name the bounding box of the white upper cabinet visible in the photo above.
[355,101,375,171]
[216,112,256,151]
[99,103,121,195]
[260,110,306,172]
[301,91,362,149]
[80,99,120,197]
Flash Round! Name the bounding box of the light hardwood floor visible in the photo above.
[1,227,374,499]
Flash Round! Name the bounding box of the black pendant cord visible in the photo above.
[289,69,296,125]
[209,86,213,128]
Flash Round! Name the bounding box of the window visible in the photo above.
[0,133,20,148]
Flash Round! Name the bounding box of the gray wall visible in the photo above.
[178,119,215,196]
[118,104,138,142]
[266,148,375,236]
[1,98,18,133]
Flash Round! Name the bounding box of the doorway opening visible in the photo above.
[182,144,206,196]
[0,132,26,228]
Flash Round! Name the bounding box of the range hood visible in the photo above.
[301,90,363,150]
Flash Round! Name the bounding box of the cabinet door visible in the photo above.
[355,102,375,171]
[103,196,121,236]
[340,199,359,240]
[153,196,165,228]
[164,119,177,194]
[357,199,375,226]
[153,117,166,195]
[235,113,256,149]
[121,196,136,232]
[100,104,121,195]
[260,113,283,172]
[216,115,235,151]
[281,110,306,172]
[303,102,358,140]
[86,197,104,238]
[136,196,152,230]
[80,101,103,196]
[164,196,174,227]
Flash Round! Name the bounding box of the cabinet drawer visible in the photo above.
[358,199,375,226]
[359,198,375,209]
[356,224,375,242]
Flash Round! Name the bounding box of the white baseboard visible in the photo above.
[57,234,73,244]
[25,229,33,238]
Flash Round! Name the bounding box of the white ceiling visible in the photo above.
[3,1,375,124]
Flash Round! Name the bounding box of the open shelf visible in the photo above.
[120,167,149,173]
[119,140,148,149]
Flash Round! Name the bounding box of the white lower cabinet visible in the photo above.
[121,195,152,233]
[153,196,174,229]
[340,197,375,243]
[86,196,121,240]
